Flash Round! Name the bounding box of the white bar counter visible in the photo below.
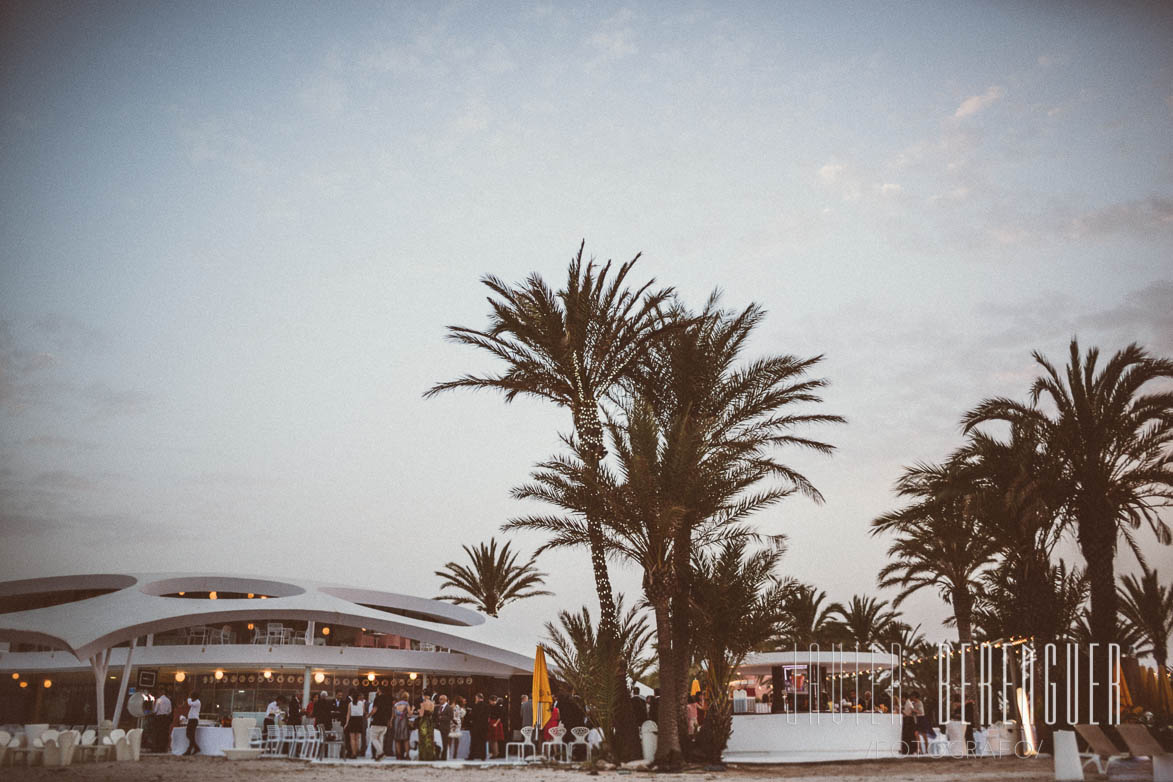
[725,712,903,763]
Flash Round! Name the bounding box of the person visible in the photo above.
[467,693,489,760]
[182,690,202,755]
[540,696,560,742]
[558,690,586,760]
[648,689,660,723]
[344,688,365,759]
[630,687,648,723]
[315,690,333,728]
[332,689,346,728]
[289,693,302,725]
[860,690,873,712]
[369,684,393,760]
[417,697,437,761]
[448,696,466,760]
[488,695,506,758]
[264,695,286,732]
[686,694,699,739]
[153,687,172,753]
[913,692,931,754]
[435,694,454,759]
[902,691,921,754]
[519,693,533,737]
[390,692,412,760]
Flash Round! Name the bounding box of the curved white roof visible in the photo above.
[0,572,534,676]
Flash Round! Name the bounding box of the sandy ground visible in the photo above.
[3,754,1060,782]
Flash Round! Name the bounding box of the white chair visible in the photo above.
[570,726,592,762]
[74,729,106,762]
[280,724,298,757]
[0,730,9,767]
[944,721,968,757]
[43,730,78,766]
[1114,724,1172,782]
[225,717,262,760]
[262,725,283,757]
[126,728,143,760]
[105,728,130,761]
[323,728,343,759]
[302,724,322,760]
[926,726,949,757]
[1074,723,1129,775]
[541,725,567,761]
[505,725,536,762]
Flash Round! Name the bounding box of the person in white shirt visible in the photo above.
[153,688,172,752]
[183,691,202,755]
[264,696,287,732]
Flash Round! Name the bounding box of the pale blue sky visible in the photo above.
[2,1,1171,655]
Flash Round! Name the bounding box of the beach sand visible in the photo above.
[4,755,1057,782]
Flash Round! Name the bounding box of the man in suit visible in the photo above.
[315,691,332,728]
[519,694,533,739]
[648,688,660,723]
[436,694,454,759]
[467,693,489,760]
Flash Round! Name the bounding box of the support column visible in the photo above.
[305,621,315,645]
[89,648,112,733]
[303,666,312,707]
[112,638,138,727]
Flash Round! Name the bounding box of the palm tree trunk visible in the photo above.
[573,402,640,761]
[650,591,683,768]
[1078,513,1118,646]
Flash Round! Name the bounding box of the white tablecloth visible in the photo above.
[171,726,235,756]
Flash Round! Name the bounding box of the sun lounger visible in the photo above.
[1114,724,1172,782]
[1075,724,1129,775]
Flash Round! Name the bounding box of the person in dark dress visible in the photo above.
[315,691,333,728]
[467,693,489,760]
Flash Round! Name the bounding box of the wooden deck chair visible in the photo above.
[1115,724,1172,782]
[1075,724,1129,775]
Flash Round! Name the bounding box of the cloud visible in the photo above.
[879,183,903,196]
[818,162,845,182]
[954,86,1005,118]
[1069,197,1173,238]
[587,8,637,64]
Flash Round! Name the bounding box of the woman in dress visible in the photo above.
[417,697,437,761]
[391,692,412,760]
[447,696,466,760]
[344,689,365,759]
[488,695,506,758]
[540,699,560,742]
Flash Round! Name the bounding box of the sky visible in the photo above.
[1,1,1171,659]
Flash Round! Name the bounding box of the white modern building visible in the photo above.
[0,572,537,728]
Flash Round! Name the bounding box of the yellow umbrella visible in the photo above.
[1117,662,1132,710]
[532,645,553,732]
[690,678,701,696]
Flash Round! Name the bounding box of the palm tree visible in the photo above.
[1118,567,1173,710]
[689,540,790,764]
[508,297,841,767]
[434,538,551,617]
[544,595,654,733]
[828,595,903,652]
[872,458,997,646]
[776,584,839,648]
[427,242,673,637]
[963,339,1173,646]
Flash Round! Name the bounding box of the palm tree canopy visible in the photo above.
[1118,567,1173,665]
[434,538,551,617]
[828,595,903,652]
[962,339,1173,554]
[426,241,674,416]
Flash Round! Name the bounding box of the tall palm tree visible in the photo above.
[689,540,790,764]
[1118,567,1173,709]
[872,458,997,646]
[508,297,840,767]
[427,242,674,637]
[828,595,903,651]
[963,339,1173,646]
[434,538,551,617]
[544,595,654,733]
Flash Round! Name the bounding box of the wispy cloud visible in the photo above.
[954,86,1005,118]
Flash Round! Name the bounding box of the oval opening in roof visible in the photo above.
[141,576,304,599]
[319,586,483,627]
[0,574,137,615]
